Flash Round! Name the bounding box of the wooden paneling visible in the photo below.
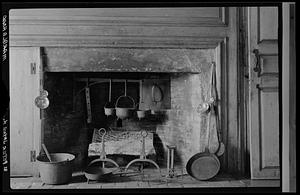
[289,4,296,191]
[248,7,280,179]
[259,91,279,169]
[9,8,229,47]
[9,47,41,176]
[224,7,239,174]
[260,55,278,75]
[258,7,278,43]
[9,8,227,26]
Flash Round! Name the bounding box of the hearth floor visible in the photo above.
[9,166,280,191]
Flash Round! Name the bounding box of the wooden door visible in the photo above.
[9,47,41,176]
[248,7,280,179]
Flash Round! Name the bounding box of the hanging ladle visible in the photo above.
[104,79,115,116]
[136,80,148,120]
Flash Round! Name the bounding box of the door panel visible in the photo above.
[9,47,41,176]
[260,91,279,168]
[258,7,278,42]
[260,55,278,74]
[248,7,280,179]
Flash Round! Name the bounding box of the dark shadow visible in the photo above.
[152,133,165,167]
[70,173,87,184]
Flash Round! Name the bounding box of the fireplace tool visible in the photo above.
[136,80,149,120]
[166,145,176,178]
[124,130,161,179]
[84,128,119,183]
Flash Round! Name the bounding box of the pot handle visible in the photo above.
[115,95,136,109]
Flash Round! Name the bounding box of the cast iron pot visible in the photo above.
[115,95,135,120]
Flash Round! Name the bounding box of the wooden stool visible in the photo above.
[166,145,176,178]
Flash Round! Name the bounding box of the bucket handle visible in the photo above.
[104,101,115,108]
[135,103,139,110]
[115,95,135,109]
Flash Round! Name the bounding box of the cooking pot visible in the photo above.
[135,103,149,120]
[104,102,115,116]
[115,95,135,120]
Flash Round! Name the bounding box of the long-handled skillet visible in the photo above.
[186,63,220,181]
[84,128,119,183]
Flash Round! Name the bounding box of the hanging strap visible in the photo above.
[205,62,216,152]
[207,62,223,153]
[205,108,211,152]
[85,79,92,124]
[209,62,217,104]
[210,62,222,143]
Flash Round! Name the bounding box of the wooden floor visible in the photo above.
[10,167,280,191]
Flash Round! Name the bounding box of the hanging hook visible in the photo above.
[124,80,127,96]
[109,79,112,102]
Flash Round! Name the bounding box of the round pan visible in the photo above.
[84,166,116,181]
[186,152,220,181]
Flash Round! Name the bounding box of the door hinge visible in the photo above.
[30,150,36,162]
[30,62,36,74]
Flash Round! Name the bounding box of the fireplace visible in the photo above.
[41,47,219,173]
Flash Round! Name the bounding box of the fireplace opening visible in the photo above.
[41,47,218,176]
[43,72,175,170]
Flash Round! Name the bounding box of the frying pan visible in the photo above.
[186,111,220,181]
[186,63,220,181]
[84,165,116,181]
[186,150,220,180]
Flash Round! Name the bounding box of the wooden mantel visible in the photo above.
[9,7,228,48]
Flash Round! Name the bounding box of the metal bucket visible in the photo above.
[36,153,75,184]
[137,110,146,119]
[104,102,115,116]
